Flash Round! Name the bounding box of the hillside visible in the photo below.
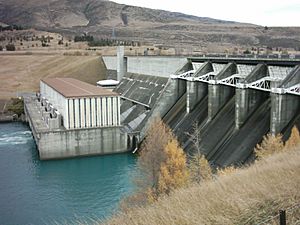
[0,54,106,99]
[1,0,300,52]
[106,147,300,225]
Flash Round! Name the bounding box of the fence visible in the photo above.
[257,203,300,225]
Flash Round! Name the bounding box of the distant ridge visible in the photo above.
[0,0,300,51]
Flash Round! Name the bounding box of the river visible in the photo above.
[0,122,137,225]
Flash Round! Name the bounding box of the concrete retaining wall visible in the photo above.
[102,56,187,77]
[38,126,128,160]
[127,57,187,77]
[102,56,117,70]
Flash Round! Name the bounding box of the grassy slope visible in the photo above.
[0,55,106,99]
[106,148,300,225]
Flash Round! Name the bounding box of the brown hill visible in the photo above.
[0,0,300,52]
[0,54,106,99]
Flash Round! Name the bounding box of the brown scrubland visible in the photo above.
[104,125,300,225]
[0,54,106,99]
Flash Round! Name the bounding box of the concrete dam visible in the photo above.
[103,51,300,167]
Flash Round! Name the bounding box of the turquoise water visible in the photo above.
[0,122,137,225]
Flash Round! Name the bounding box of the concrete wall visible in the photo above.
[38,126,128,160]
[102,56,187,78]
[40,81,67,127]
[127,57,187,77]
[107,70,117,80]
[102,56,117,70]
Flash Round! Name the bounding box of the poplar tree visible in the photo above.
[284,126,300,150]
[157,140,189,196]
[138,118,174,194]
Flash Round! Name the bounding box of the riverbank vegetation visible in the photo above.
[104,121,300,225]
[7,98,24,116]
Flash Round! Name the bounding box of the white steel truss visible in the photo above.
[217,74,242,87]
[246,77,273,91]
[285,83,300,96]
[170,64,299,96]
[170,69,195,79]
[194,72,216,83]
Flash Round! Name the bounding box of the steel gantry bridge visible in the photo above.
[171,57,300,96]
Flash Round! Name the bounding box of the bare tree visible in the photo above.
[187,124,212,183]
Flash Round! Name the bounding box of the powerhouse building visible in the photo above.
[40,78,121,129]
[24,78,129,160]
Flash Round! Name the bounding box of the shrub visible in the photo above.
[6,44,16,51]
[7,98,24,116]
[254,133,284,160]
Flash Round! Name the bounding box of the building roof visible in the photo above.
[41,78,119,98]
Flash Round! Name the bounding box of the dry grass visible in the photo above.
[0,55,106,99]
[105,147,300,225]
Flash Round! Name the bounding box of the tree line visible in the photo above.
[74,35,140,47]
[0,24,24,32]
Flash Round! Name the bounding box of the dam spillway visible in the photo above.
[103,51,300,167]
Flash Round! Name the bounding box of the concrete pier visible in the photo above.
[271,92,300,134]
[187,81,207,113]
[186,62,211,113]
[208,84,235,121]
[235,88,268,129]
[270,66,300,134]
[117,46,127,81]
[235,65,269,129]
[208,63,236,121]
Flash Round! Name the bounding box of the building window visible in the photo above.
[67,99,70,129]
[116,97,119,126]
[84,98,87,128]
[95,98,98,127]
[100,98,103,126]
[78,99,81,128]
[111,97,114,125]
[73,99,76,129]
[90,98,92,127]
[106,97,108,126]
